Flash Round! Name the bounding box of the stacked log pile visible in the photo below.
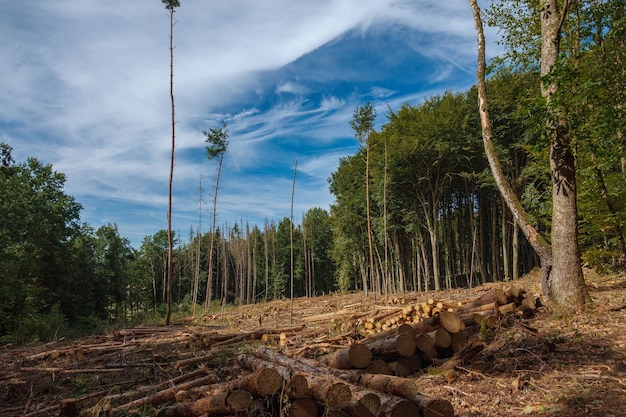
[156,285,540,417]
[5,284,541,417]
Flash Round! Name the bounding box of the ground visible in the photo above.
[1,269,625,417]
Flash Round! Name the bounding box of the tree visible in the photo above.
[469,0,590,310]
[162,0,180,325]
[0,144,82,339]
[350,102,377,298]
[203,122,229,309]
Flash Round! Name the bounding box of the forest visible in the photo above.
[1,0,624,345]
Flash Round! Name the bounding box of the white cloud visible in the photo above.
[1,0,490,246]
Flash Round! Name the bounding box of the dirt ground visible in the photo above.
[1,269,625,417]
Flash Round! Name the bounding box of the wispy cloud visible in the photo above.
[1,0,489,246]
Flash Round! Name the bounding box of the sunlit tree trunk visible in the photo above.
[540,0,590,307]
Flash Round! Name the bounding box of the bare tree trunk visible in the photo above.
[469,0,553,295]
[540,0,590,307]
[191,176,202,318]
[205,153,224,309]
[366,144,376,301]
[501,199,510,282]
[165,2,177,326]
[290,159,297,322]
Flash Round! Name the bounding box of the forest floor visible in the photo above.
[1,269,625,417]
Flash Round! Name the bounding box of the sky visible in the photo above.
[1,0,498,248]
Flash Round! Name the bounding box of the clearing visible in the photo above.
[1,269,625,416]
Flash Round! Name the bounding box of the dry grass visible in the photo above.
[1,270,625,416]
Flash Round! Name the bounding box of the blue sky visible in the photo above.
[1,0,498,248]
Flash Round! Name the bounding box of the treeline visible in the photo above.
[2,0,624,343]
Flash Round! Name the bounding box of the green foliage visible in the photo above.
[161,0,180,11]
[350,101,376,146]
[204,122,229,161]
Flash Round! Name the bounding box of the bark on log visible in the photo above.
[440,341,484,371]
[287,397,319,417]
[389,353,422,377]
[254,347,453,416]
[157,389,252,417]
[236,354,309,398]
[319,343,372,369]
[378,394,419,417]
[347,391,381,417]
[438,311,464,334]
[225,366,283,396]
[112,374,217,412]
[364,333,416,359]
[356,373,453,417]
[457,288,507,312]
[306,376,352,410]
[365,359,394,375]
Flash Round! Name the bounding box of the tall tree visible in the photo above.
[162,0,180,325]
[540,0,589,307]
[203,122,229,309]
[350,102,377,299]
[469,0,590,310]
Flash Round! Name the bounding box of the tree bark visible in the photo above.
[469,0,554,299]
[540,0,591,309]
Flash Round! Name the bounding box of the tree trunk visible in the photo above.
[469,0,553,298]
[540,0,590,308]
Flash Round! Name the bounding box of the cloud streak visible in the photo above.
[1,0,492,247]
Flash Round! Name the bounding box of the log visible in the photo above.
[438,311,463,334]
[236,354,307,398]
[429,328,451,349]
[365,359,394,375]
[415,333,437,359]
[379,394,419,417]
[226,366,283,396]
[364,333,416,359]
[287,397,319,417]
[352,373,454,417]
[450,330,468,353]
[306,376,352,410]
[457,288,507,312]
[255,347,453,417]
[350,392,382,417]
[440,341,484,371]
[157,389,252,417]
[389,353,422,377]
[175,354,214,369]
[319,343,372,369]
[112,374,216,412]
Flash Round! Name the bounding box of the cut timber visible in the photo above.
[230,367,282,396]
[175,354,213,369]
[440,341,484,371]
[348,391,382,417]
[389,353,422,377]
[428,328,451,349]
[287,397,319,417]
[450,330,468,353]
[112,374,216,412]
[236,354,309,398]
[352,373,454,417]
[319,343,372,369]
[379,394,420,417]
[306,376,352,410]
[458,288,507,312]
[364,333,416,358]
[254,347,453,417]
[157,389,252,417]
[498,302,517,314]
[365,358,394,375]
[415,333,437,359]
[438,311,464,334]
